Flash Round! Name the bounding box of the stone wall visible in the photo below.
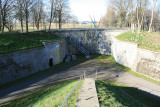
[52,29,126,55]
[0,39,68,85]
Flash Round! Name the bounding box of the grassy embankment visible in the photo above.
[116,30,160,52]
[0,31,62,54]
[0,79,83,107]
[96,80,160,107]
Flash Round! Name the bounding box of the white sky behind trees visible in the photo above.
[70,0,107,21]
[44,0,107,22]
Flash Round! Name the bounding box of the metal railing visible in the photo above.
[66,36,90,56]
[61,72,86,107]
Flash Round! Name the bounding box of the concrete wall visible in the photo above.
[52,29,126,55]
[53,29,160,81]
[112,37,160,81]
[135,49,160,81]
[0,39,68,85]
[1,28,159,85]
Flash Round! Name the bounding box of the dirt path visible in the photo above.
[0,56,160,104]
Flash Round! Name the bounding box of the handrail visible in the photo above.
[66,36,89,56]
[61,72,85,107]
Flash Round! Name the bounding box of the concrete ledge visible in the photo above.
[76,78,99,107]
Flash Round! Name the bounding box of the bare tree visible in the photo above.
[23,0,37,32]
[15,0,25,32]
[56,0,70,29]
[148,0,157,32]
[71,15,78,28]
[49,0,58,30]
[129,0,136,32]
[32,0,43,30]
[136,0,148,33]
[1,0,14,32]
[0,0,1,32]
[112,0,130,27]
[102,4,116,27]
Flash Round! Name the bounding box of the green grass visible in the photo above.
[0,31,62,54]
[0,79,83,107]
[116,30,160,52]
[96,80,160,107]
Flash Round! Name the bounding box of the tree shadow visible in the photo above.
[96,80,160,107]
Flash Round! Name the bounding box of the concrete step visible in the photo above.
[76,78,99,107]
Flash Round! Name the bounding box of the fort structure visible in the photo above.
[0,29,160,85]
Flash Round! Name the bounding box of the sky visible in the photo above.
[44,0,108,22]
[70,0,107,22]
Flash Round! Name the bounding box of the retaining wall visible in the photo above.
[0,39,68,85]
[1,29,159,85]
[52,29,125,55]
[112,37,160,81]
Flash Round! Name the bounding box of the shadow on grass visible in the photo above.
[0,54,100,104]
[96,80,160,107]
[0,79,78,107]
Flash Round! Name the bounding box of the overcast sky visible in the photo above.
[70,0,107,21]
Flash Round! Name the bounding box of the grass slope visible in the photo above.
[96,80,160,107]
[0,79,83,107]
[116,30,160,52]
[0,31,62,54]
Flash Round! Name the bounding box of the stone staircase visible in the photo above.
[66,36,90,58]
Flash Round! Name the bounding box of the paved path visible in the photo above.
[76,78,99,107]
[0,58,160,105]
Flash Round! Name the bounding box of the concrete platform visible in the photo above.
[76,78,99,107]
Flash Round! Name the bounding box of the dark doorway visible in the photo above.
[49,58,53,67]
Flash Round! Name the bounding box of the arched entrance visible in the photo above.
[49,58,53,67]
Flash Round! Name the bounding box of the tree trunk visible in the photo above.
[26,9,29,33]
[58,10,62,29]
[0,0,1,32]
[49,3,53,30]
[149,0,157,32]
[20,19,23,32]
[131,0,134,33]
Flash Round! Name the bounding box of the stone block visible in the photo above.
[86,55,91,58]
[65,58,70,63]
[66,56,71,61]
[72,55,76,61]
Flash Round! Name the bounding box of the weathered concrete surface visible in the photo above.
[112,38,138,69]
[52,29,160,81]
[135,49,160,81]
[52,29,126,55]
[76,78,99,107]
[112,37,160,81]
[0,39,68,85]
